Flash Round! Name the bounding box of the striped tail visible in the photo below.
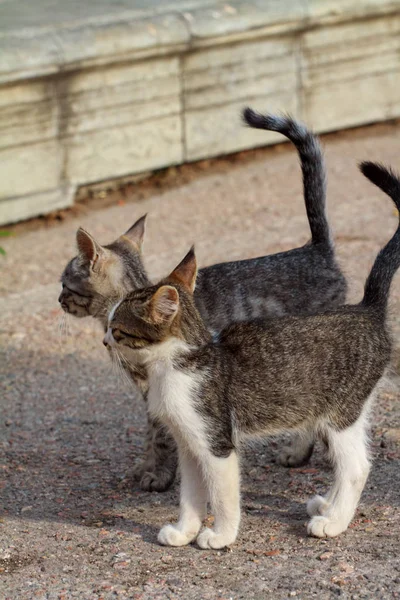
[360,161,400,310]
[243,107,330,246]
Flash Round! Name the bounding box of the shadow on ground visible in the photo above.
[1,343,399,538]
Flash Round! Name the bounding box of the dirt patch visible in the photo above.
[0,553,37,575]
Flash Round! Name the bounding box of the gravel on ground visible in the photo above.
[1,122,400,599]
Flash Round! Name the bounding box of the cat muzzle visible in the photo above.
[58,291,69,311]
[103,329,114,347]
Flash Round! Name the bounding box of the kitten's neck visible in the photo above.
[139,336,196,369]
[171,292,212,347]
[94,295,121,331]
[121,249,152,291]
[177,323,211,347]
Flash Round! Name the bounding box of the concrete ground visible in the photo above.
[1,122,400,599]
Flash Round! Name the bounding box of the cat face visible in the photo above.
[59,254,96,318]
[59,215,148,321]
[105,285,179,350]
[104,247,208,356]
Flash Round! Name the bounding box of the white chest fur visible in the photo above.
[145,341,208,454]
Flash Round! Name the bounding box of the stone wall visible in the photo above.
[1,0,400,224]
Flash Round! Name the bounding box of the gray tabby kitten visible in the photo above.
[59,108,346,491]
[104,161,399,549]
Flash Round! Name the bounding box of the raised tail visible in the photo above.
[360,161,400,310]
[243,107,330,246]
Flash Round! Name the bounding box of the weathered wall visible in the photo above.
[1,0,400,224]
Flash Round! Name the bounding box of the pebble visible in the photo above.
[338,562,355,575]
[383,428,400,444]
[319,552,334,561]
[62,566,74,573]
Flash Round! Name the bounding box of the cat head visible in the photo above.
[104,247,210,360]
[59,215,150,322]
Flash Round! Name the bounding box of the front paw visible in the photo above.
[197,528,237,550]
[140,467,176,492]
[129,460,153,481]
[158,524,195,547]
[307,515,348,538]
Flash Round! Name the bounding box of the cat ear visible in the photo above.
[76,228,104,268]
[122,214,147,250]
[148,286,179,324]
[168,246,197,293]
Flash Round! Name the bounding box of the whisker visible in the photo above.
[111,349,135,390]
[50,308,63,325]
[110,349,121,380]
[113,352,127,388]
[118,351,146,390]
[118,351,134,372]
[58,312,71,339]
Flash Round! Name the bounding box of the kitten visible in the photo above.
[59,109,346,491]
[104,161,399,548]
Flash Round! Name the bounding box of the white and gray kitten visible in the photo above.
[105,161,399,548]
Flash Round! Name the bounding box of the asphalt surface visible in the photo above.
[1,122,400,599]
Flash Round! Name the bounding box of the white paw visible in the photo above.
[307,494,330,517]
[196,528,237,550]
[157,524,195,547]
[307,515,348,538]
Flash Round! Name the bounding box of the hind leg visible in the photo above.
[307,407,371,538]
[278,430,315,467]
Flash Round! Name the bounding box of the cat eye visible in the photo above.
[112,329,146,343]
[63,284,91,298]
[112,328,124,341]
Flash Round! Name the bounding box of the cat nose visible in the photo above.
[103,328,114,348]
[103,330,111,347]
[58,292,63,303]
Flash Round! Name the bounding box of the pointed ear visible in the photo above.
[148,286,179,324]
[76,228,104,268]
[122,214,147,250]
[168,246,197,293]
